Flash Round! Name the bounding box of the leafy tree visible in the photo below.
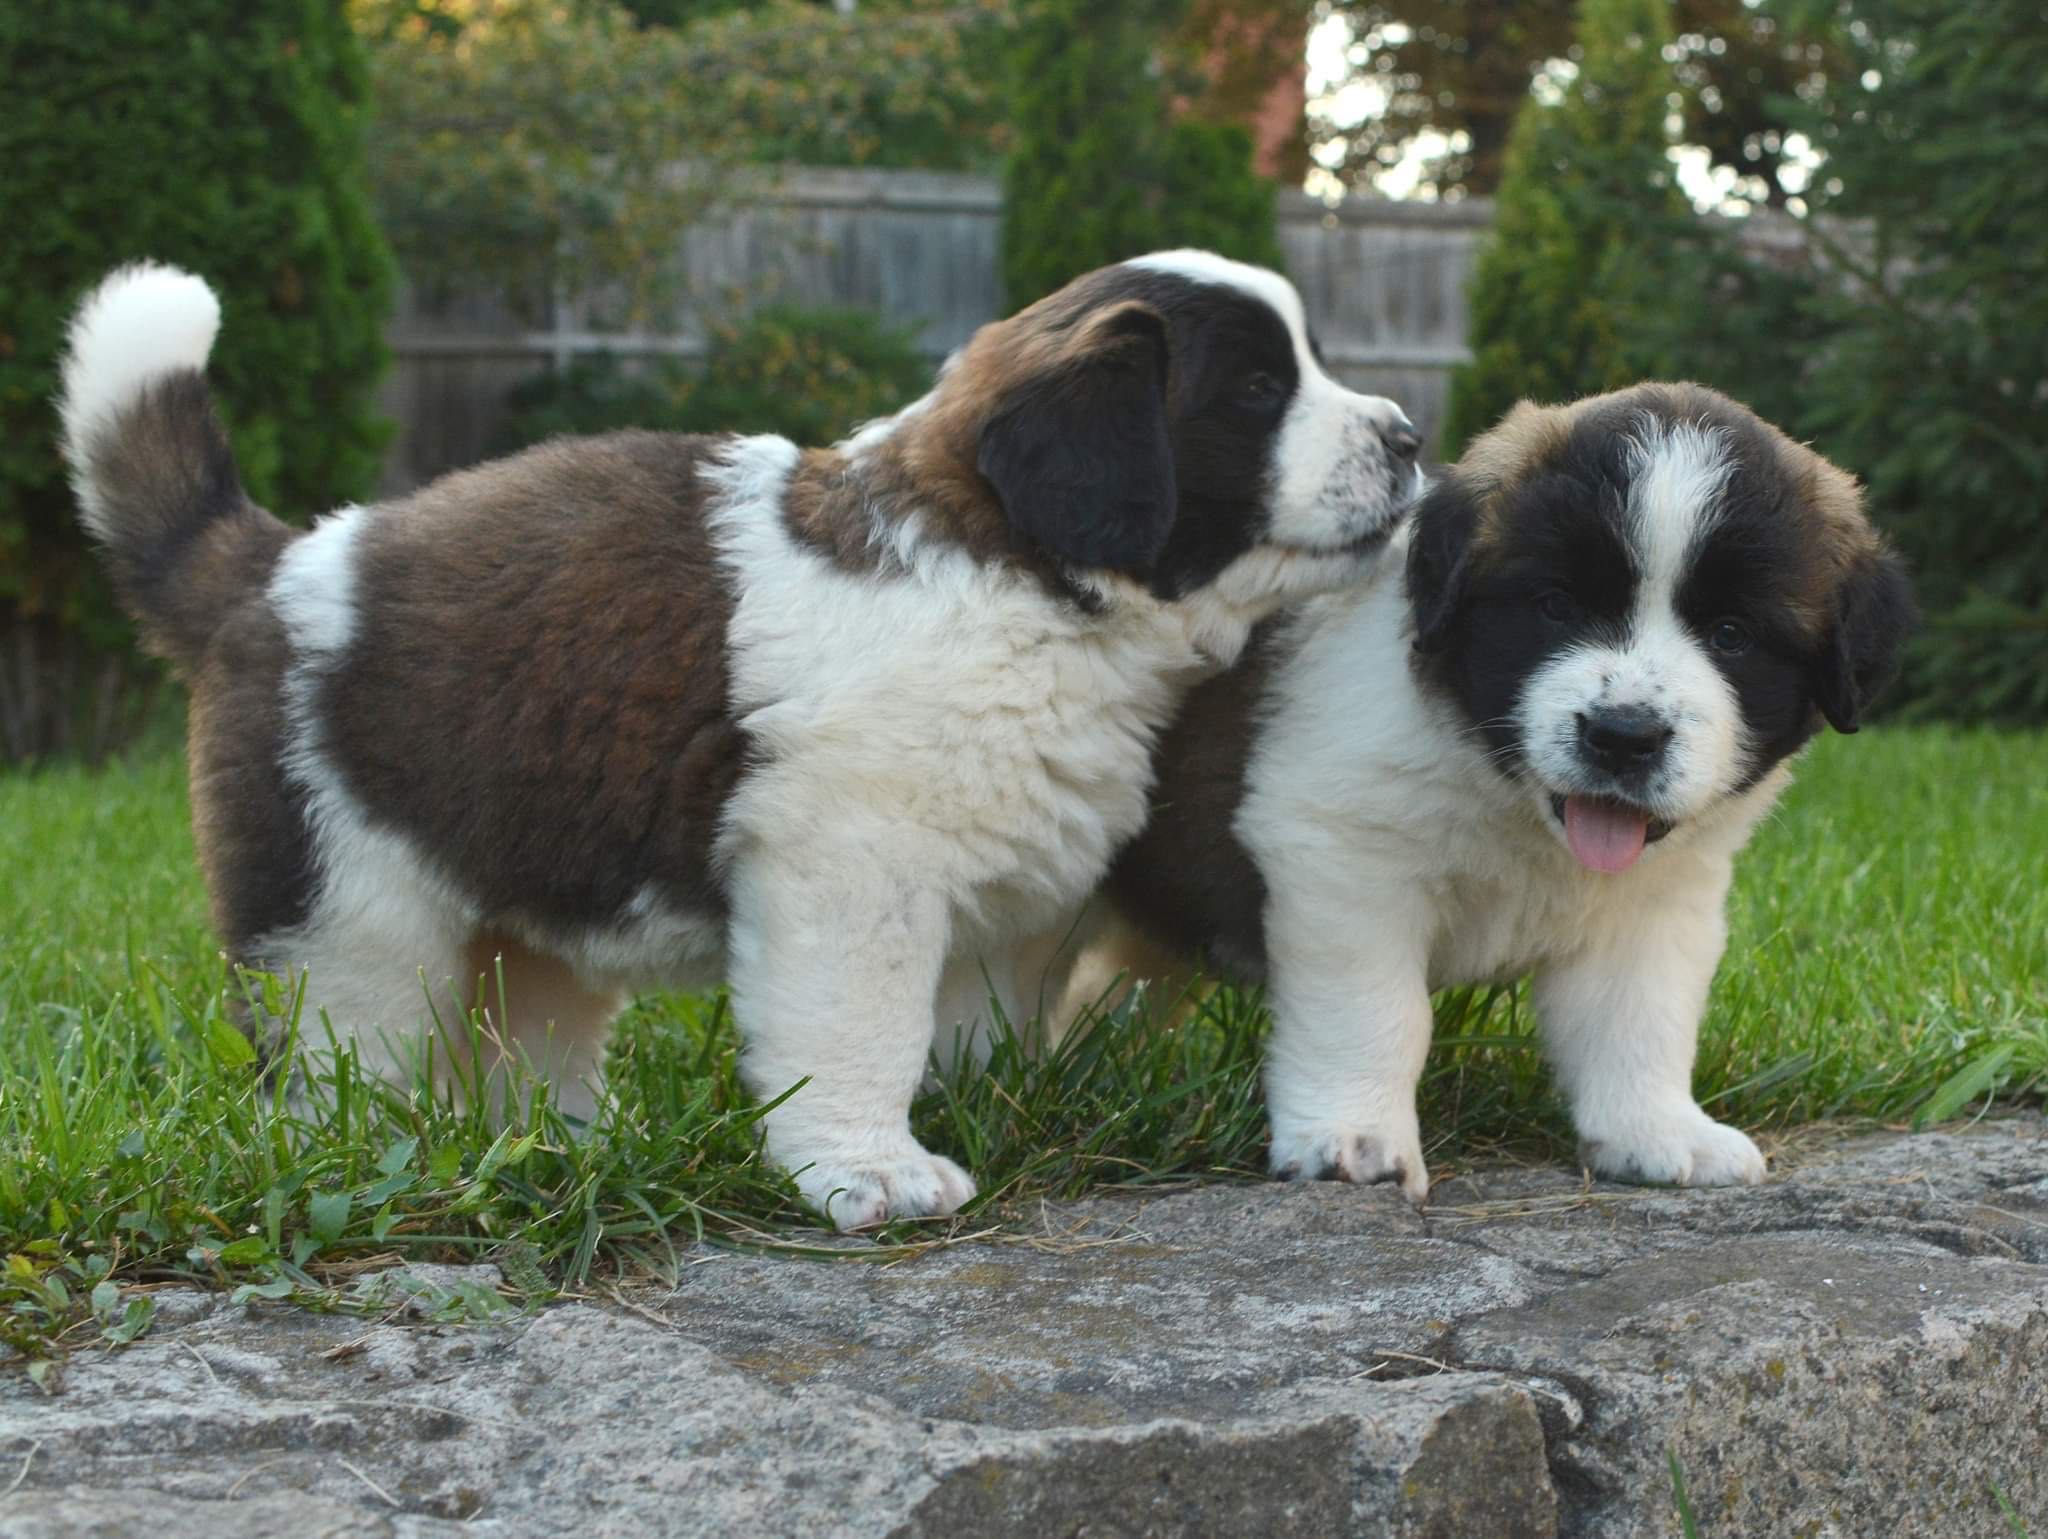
[1319,0,1841,204]
[0,0,394,761]
[686,0,1015,171]
[1001,0,1284,308]
[1665,0,1849,209]
[1317,3,1574,198]
[358,0,1015,321]
[1627,211,1829,439]
[1176,0,1313,183]
[1442,0,1686,452]
[614,0,758,24]
[1790,0,2048,721]
[356,0,748,321]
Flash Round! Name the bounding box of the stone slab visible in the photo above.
[4,1120,2044,1537]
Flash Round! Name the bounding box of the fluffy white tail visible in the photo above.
[58,262,223,536]
[53,263,288,668]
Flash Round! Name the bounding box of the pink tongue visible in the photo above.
[1563,795,1649,873]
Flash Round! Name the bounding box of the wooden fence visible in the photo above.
[378,167,1495,494]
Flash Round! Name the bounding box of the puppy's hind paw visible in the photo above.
[1268,1122,1429,1204]
[793,1147,977,1231]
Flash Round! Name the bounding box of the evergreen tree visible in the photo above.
[1794,0,2048,721]
[0,0,394,758]
[1000,0,1282,308]
[1442,0,1687,454]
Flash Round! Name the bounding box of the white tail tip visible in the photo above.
[58,262,222,469]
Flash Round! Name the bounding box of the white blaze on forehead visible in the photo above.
[1129,250,1411,555]
[1623,413,1738,600]
[1513,413,1750,828]
[1124,249,1311,352]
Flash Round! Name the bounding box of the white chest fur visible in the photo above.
[1240,564,1783,991]
[1238,555,1784,1200]
[707,436,1208,948]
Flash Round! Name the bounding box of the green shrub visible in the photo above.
[356,0,741,324]
[1441,0,1687,455]
[1785,0,2048,723]
[1631,215,1834,441]
[359,0,1012,329]
[999,0,1282,309]
[1157,117,1287,269]
[499,304,932,451]
[0,0,393,758]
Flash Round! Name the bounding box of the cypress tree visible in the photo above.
[1442,0,1685,454]
[0,0,395,755]
[1792,0,2048,721]
[1000,0,1282,308]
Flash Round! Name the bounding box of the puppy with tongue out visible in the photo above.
[1074,383,1916,1201]
[1560,793,1663,872]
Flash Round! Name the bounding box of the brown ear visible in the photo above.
[975,302,1176,574]
[1812,545,1917,733]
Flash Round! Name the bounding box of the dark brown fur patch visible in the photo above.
[1101,619,1288,981]
[779,447,891,572]
[1455,382,1884,644]
[186,593,318,956]
[1762,416,1881,635]
[318,430,746,930]
[773,296,1199,600]
[82,371,287,672]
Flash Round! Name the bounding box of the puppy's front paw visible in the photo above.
[1268,1118,1429,1203]
[1579,1103,1765,1188]
[790,1146,977,1231]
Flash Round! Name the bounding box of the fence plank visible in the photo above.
[380,170,1491,493]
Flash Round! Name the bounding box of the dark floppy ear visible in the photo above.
[1406,474,1483,653]
[975,302,1175,574]
[1812,546,1917,733]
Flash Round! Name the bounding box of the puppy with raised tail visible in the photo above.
[57,251,1419,1228]
[1081,383,1915,1197]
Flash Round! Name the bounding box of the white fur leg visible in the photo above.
[1534,891,1765,1189]
[930,921,1094,1075]
[1048,902,1202,1049]
[466,935,624,1127]
[254,917,471,1104]
[929,948,1018,1077]
[1263,900,1434,1203]
[727,854,974,1229]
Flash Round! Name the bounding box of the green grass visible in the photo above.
[3,725,2045,1366]
[1669,1448,1701,1538]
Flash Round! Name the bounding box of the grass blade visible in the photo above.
[1669,1448,1701,1539]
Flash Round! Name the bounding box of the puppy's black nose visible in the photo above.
[1577,706,1674,775]
[1383,422,1422,463]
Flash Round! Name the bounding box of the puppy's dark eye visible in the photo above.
[1537,590,1581,625]
[1233,371,1285,410]
[1708,618,1752,655]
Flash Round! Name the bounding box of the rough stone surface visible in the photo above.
[4,1121,2046,1537]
